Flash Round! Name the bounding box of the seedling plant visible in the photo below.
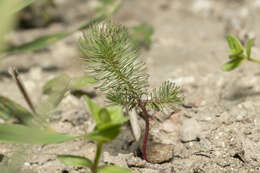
[58,96,131,173]
[222,35,258,71]
[79,21,183,161]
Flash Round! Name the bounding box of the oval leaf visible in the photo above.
[85,124,121,143]
[228,49,243,59]
[57,155,92,168]
[0,124,77,144]
[226,35,243,53]
[98,165,132,173]
[43,74,71,94]
[84,96,101,124]
[221,57,245,71]
[98,108,111,125]
[70,76,97,89]
[37,74,71,116]
[246,38,255,58]
[106,106,128,124]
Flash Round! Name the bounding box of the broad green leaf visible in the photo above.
[0,95,33,126]
[221,57,246,71]
[6,32,70,53]
[98,106,127,130]
[226,35,243,58]
[106,106,128,124]
[57,155,92,168]
[98,165,132,173]
[84,96,101,124]
[43,74,96,92]
[70,76,97,89]
[226,35,243,52]
[85,124,121,143]
[98,108,111,126]
[0,124,77,144]
[38,74,71,117]
[246,38,255,58]
[228,49,244,59]
[43,74,71,94]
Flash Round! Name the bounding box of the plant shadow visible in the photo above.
[223,86,260,101]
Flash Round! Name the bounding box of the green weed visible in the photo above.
[222,35,259,71]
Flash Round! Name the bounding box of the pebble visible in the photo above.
[103,152,128,167]
[180,119,201,142]
[146,143,174,164]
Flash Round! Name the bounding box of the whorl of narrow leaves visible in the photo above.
[148,81,183,112]
[79,22,149,109]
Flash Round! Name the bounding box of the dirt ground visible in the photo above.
[1,0,260,172]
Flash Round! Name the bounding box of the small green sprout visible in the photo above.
[58,96,131,173]
[222,35,259,71]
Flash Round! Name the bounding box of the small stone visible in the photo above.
[146,143,174,164]
[161,113,181,134]
[162,119,179,133]
[126,153,146,167]
[180,118,201,142]
[220,112,232,125]
[196,113,213,122]
[103,152,128,167]
[24,162,31,166]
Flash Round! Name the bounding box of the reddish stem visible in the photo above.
[139,101,150,161]
[142,110,149,161]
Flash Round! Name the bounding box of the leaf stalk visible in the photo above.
[91,143,103,173]
[248,57,260,64]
